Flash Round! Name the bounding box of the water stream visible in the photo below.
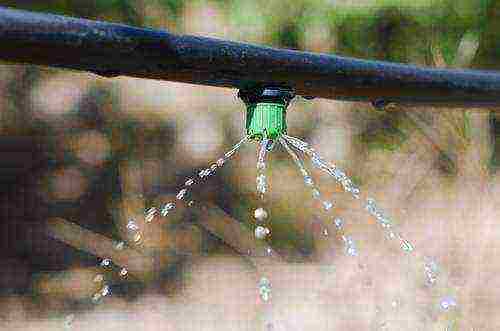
[62,135,251,329]
[279,133,459,330]
[62,128,460,330]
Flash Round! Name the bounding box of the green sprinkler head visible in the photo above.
[238,86,295,141]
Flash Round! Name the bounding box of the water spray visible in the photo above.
[61,85,460,331]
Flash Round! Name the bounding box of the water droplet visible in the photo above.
[312,189,321,199]
[399,237,414,252]
[100,259,111,267]
[113,241,125,251]
[440,297,457,310]
[255,226,270,240]
[304,176,314,186]
[254,207,268,221]
[185,178,195,186]
[119,268,128,277]
[176,189,187,200]
[216,158,225,167]
[145,207,157,223]
[342,178,353,188]
[126,220,139,232]
[266,247,272,256]
[132,232,142,244]
[333,218,343,229]
[312,156,324,169]
[342,235,357,256]
[101,285,111,297]
[331,167,346,181]
[93,274,104,283]
[198,169,211,178]
[365,199,393,228]
[267,140,277,152]
[380,218,393,228]
[347,247,357,256]
[91,292,102,304]
[322,201,333,211]
[323,228,329,236]
[64,314,75,330]
[257,174,267,194]
[259,277,271,286]
[259,277,272,302]
[285,136,308,148]
[424,258,439,286]
[365,199,378,216]
[161,202,176,216]
[260,291,270,302]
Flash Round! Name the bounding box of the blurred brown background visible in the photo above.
[0,0,500,330]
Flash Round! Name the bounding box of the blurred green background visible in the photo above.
[0,1,500,330]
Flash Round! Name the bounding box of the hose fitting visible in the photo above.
[238,86,295,141]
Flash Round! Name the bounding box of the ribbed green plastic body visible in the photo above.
[246,102,287,140]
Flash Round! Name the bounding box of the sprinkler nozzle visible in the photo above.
[238,86,295,141]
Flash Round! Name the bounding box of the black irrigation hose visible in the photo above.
[0,6,499,107]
